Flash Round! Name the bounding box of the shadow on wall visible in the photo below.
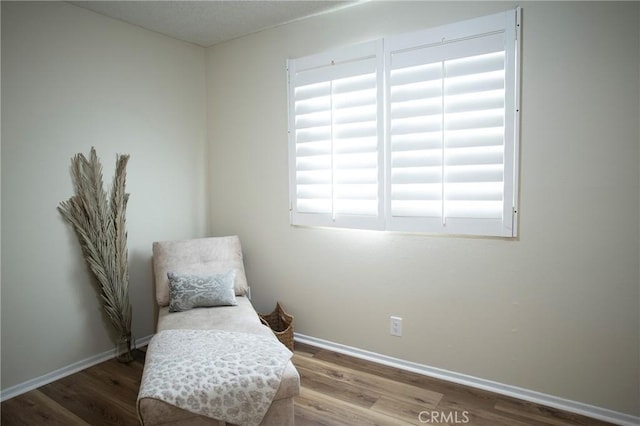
[128,250,157,340]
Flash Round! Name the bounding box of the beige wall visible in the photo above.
[1,0,638,418]
[1,2,208,389]
[207,1,640,416]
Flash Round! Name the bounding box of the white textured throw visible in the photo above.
[138,329,292,426]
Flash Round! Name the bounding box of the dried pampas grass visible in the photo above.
[58,147,132,342]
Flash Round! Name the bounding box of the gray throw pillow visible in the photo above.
[167,270,237,312]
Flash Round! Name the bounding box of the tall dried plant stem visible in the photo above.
[58,147,132,340]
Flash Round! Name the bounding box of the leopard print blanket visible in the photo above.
[137,329,292,426]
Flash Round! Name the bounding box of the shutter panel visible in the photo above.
[443,50,506,222]
[288,41,383,230]
[388,55,444,229]
[294,80,332,215]
[332,71,379,217]
[386,10,519,236]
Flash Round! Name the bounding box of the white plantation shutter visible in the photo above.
[288,41,384,229]
[444,49,507,221]
[388,58,444,222]
[386,10,519,236]
[287,9,520,237]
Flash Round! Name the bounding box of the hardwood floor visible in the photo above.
[1,343,614,426]
[293,343,613,426]
[1,349,146,425]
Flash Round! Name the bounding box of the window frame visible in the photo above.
[287,8,521,237]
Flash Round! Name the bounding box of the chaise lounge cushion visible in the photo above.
[153,236,250,305]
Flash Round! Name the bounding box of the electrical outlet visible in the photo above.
[390,316,402,337]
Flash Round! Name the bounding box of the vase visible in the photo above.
[116,333,134,363]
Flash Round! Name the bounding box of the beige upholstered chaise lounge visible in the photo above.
[137,236,300,425]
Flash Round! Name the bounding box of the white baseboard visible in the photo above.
[0,334,153,402]
[295,333,639,426]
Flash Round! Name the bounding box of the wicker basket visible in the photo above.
[259,302,294,351]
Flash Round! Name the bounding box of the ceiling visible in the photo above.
[69,1,356,47]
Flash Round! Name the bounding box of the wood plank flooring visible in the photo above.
[1,349,146,425]
[1,343,615,425]
[293,343,614,426]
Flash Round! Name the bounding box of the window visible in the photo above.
[287,40,385,230]
[287,9,521,237]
